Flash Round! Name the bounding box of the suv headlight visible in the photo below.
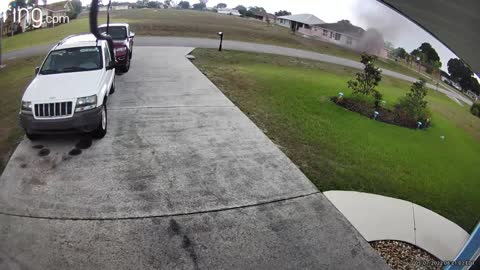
[75,95,97,112]
[21,101,32,114]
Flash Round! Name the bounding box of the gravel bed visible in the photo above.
[370,240,441,270]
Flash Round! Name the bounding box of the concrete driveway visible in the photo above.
[0,47,388,269]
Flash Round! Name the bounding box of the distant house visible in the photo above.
[13,0,73,32]
[315,20,365,49]
[441,70,462,90]
[252,11,276,23]
[99,3,130,11]
[217,8,241,16]
[276,14,325,32]
[40,0,74,23]
[277,15,388,58]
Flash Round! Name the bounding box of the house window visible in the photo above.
[330,32,335,38]
[335,33,341,40]
[347,37,353,45]
[304,24,311,29]
[323,29,328,36]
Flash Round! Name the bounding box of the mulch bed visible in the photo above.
[371,240,441,270]
[332,97,430,130]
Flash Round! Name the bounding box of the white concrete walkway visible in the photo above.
[324,191,470,261]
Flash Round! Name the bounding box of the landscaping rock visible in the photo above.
[370,240,441,270]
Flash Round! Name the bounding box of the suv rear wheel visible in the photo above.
[120,54,130,73]
[92,103,107,139]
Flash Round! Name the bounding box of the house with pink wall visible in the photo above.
[277,15,388,58]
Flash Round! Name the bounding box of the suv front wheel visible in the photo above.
[92,103,107,139]
[25,131,39,141]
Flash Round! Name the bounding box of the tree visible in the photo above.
[448,58,474,91]
[216,3,226,9]
[248,6,266,14]
[71,0,82,14]
[147,1,160,8]
[275,10,291,16]
[410,48,425,62]
[347,53,383,108]
[393,47,407,59]
[431,60,442,79]
[469,77,480,95]
[419,42,440,64]
[396,79,430,123]
[27,0,38,7]
[192,2,205,10]
[235,5,247,15]
[178,0,190,8]
[8,0,27,9]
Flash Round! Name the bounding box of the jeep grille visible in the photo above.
[34,102,73,118]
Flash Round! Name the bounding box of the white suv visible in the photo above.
[19,34,116,140]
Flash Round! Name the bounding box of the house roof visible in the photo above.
[44,0,72,12]
[253,11,275,19]
[278,14,325,25]
[318,20,365,38]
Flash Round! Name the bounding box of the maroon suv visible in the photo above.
[98,23,135,73]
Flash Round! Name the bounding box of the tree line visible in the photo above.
[392,43,479,95]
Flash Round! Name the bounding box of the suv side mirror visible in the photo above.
[130,32,135,39]
[106,61,117,70]
[35,67,40,75]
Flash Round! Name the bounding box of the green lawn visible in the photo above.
[1,16,138,53]
[192,49,480,231]
[1,9,422,79]
[0,56,44,171]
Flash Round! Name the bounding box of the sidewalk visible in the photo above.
[324,191,470,261]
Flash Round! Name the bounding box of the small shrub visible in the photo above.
[347,53,383,96]
[471,102,480,117]
[347,53,383,109]
[394,79,431,127]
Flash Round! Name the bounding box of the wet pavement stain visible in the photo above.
[29,177,46,186]
[32,145,44,149]
[182,235,199,270]
[69,148,82,156]
[132,182,147,191]
[38,149,50,157]
[169,219,181,235]
[75,138,92,149]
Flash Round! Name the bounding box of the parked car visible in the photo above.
[98,23,135,73]
[19,34,116,140]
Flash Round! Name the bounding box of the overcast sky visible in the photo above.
[0,0,462,71]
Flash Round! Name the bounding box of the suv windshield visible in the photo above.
[99,26,127,40]
[40,46,103,75]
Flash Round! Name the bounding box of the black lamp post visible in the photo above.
[217,32,223,51]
